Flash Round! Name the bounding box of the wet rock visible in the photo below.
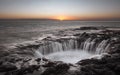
[114,65,120,75]
[80,64,116,75]
[41,63,70,75]
[74,27,98,30]
[0,62,17,72]
[0,50,10,58]
[0,60,3,65]
[6,57,22,63]
[42,58,49,61]
[25,65,40,73]
[109,48,120,54]
[77,58,107,66]
[73,33,81,36]
[23,57,32,62]
[81,27,98,30]
[55,63,70,72]
[35,58,41,62]
[42,61,55,67]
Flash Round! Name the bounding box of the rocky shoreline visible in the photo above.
[0,27,120,75]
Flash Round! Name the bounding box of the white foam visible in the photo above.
[89,53,109,59]
[45,50,94,64]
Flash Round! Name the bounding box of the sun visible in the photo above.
[57,16,66,21]
[59,16,64,21]
[53,15,75,21]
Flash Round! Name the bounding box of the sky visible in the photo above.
[0,0,120,21]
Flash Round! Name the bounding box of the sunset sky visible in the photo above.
[0,0,120,21]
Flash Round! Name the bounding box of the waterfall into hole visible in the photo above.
[34,37,110,63]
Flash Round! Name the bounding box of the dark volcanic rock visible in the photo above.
[42,61,55,67]
[76,27,99,30]
[114,65,120,75]
[77,58,107,66]
[41,63,70,75]
[0,62,17,72]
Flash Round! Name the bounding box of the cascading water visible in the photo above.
[34,37,110,63]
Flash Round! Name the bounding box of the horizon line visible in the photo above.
[0,18,120,22]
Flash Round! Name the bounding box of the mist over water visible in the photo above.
[35,49,94,64]
[45,50,93,63]
[34,37,110,63]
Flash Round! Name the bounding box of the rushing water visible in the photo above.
[34,37,110,63]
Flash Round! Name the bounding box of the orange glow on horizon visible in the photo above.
[0,13,120,21]
[0,14,79,20]
[52,15,79,21]
[57,16,66,21]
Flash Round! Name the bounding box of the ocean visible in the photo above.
[0,20,120,46]
[0,20,120,74]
